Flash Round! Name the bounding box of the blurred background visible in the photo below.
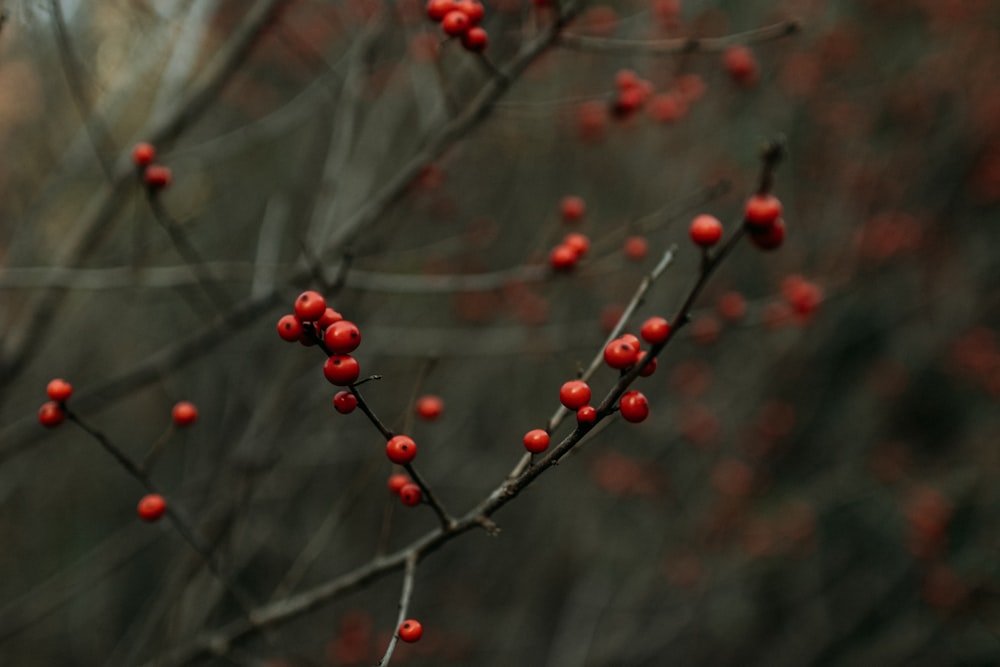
[1,0,999,665]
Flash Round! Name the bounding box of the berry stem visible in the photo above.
[376,553,418,667]
[404,463,455,530]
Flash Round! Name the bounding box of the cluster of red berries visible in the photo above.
[277,291,362,386]
[132,142,172,191]
[743,193,785,251]
[425,0,488,52]
[388,473,423,507]
[38,378,72,427]
[611,69,654,118]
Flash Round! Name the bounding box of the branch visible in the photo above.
[557,19,801,56]
[376,553,418,667]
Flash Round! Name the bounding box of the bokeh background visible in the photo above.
[1,0,999,665]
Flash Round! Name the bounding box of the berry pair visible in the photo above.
[744,194,785,251]
[132,142,171,190]
[388,474,422,507]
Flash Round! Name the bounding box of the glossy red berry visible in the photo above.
[172,401,198,427]
[550,244,578,271]
[689,214,723,247]
[324,320,361,354]
[619,390,650,423]
[559,380,591,409]
[277,314,304,342]
[323,355,360,386]
[143,165,172,190]
[455,0,484,24]
[415,395,444,421]
[387,435,418,464]
[333,390,358,414]
[563,232,590,258]
[577,405,597,425]
[744,194,783,227]
[560,195,586,223]
[38,401,65,428]
[640,317,671,344]
[398,619,423,643]
[623,235,649,261]
[523,429,550,453]
[318,307,344,329]
[603,338,640,369]
[426,0,457,20]
[294,290,327,322]
[388,474,411,494]
[461,26,488,52]
[620,333,641,349]
[46,378,73,402]
[132,142,155,167]
[441,10,470,36]
[399,483,422,506]
[137,493,167,522]
[749,218,786,250]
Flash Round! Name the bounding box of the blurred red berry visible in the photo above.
[172,401,198,427]
[46,378,73,402]
[132,142,155,167]
[38,401,65,428]
[137,493,167,522]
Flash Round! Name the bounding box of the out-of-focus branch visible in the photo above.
[557,19,802,55]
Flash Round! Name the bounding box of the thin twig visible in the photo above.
[376,553,418,667]
[557,19,801,56]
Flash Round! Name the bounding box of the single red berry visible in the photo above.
[387,435,418,464]
[415,394,444,421]
[723,46,759,86]
[603,338,640,369]
[619,390,650,423]
[523,428,550,453]
[172,401,198,427]
[461,26,488,52]
[549,244,578,271]
[454,0,484,24]
[46,378,73,402]
[640,317,670,344]
[623,235,649,261]
[718,291,747,321]
[689,214,723,247]
[398,619,423,643]
[294,290,327,322]
[441,10,470,36]
[137,493,167,522]
[559,380,592,410]
[132,142,156,167]
[577,405,597,425]
[612,86,645,116]
[563,232,590,258]
[637,351,657,377]
[333,390,358,414]
[399,483,422,506]
[38,401,65,428]
[277,314,304,342]
[143,165,172,190]
[560,195,586,223]
[324,320,361,354]
[748,217,786,250]
[614,68,639,91]
[426,0,457,20]
[318,307,344,329]
[388,474,411,494]
[323,355,361,386]
[744,194,783,227]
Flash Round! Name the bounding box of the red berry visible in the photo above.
[461,26,488,52]
[333,390,358,414]
[640,317,670,344]
[689,214,723,247]
[603,338,640,369]
[324,320,361,354]
[523,428,550,453]
[723,46,759,86]
[637,351,657,377]
[386,435,418,465]
[620,333,641,349]
[172,401,198,427]
[415,394,444,421]
[577,405,597,424]
[744,194,783,227]
[132,142,155,167]
[143,165,172,190]
[454,0,484,24]
[137,493,167,522]
[388,474,411,494]
[323,355,361,386]
[549,244,578,271]
[748,217,786,250]
[398,619,423,643]
[294,290,327,322]
[718,291,747,321]
[623,235,648,261]
[46,378,73,402]
[559,380,591,410]
[399,483,422,506]
[441,10,470,36]
[38,401,65,428]
[277,314,304,342]
[426,0,457,20]
[318,307,344,329]
[619,390,649,423]
[563,232,590,258]
[560,195,586,223]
